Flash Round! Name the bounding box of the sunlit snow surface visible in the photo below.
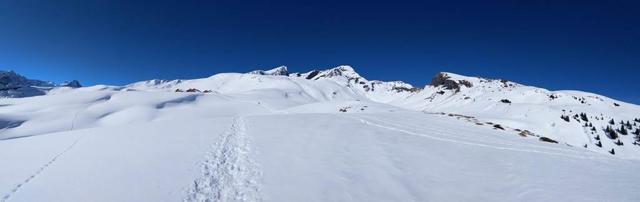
[1,68,640,201]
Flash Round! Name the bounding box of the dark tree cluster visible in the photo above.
[560,115,570,122]
[572,114,580,121]
[579,113,588,122]
[572,96,587,104]
[605,126,618,139]
[500,99,511,104]
[633,128,640,145]
[615,139,624,146]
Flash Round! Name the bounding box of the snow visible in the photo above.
[248,66,289,76]
[1,66,640,201]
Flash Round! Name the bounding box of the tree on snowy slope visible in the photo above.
[605,126,619,139]
[618,125,628,135]
[580,113,589,122]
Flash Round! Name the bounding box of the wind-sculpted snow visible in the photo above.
[1,66,640,201]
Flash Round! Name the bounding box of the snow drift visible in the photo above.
[1,66,639,202]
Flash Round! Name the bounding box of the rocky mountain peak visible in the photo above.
[61,80,82,88]
[248,66,289,76]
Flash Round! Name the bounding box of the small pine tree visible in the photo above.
[596,141,602,147]
[610,119,615,125]
[626,121,632,129]
[595,135,600,140]
[609,148,615,155]
[619,125,628,135]
[560,115,570,122]
[615,139,624,146]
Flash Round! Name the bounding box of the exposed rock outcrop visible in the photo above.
[430,72,473,92]
[248,66,289,76]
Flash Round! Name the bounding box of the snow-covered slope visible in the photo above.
[388,72,640,158]
[1,66,640,202]
[125,66,640,157]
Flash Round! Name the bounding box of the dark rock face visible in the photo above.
[323,67,347,77]
[539,137,559,143]
[305,70,320,80]
[1,70,53,90]
[430,73,473,92]
[458,80,473,88]
[430,73,459,90]
[0,70,55,98]
[392,86,421,93]
[61,80,82,88]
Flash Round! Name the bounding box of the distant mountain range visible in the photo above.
[0,70,81,98]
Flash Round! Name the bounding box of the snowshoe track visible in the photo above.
[186,116,262,202]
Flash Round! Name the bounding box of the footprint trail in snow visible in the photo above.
[186,116,262,202]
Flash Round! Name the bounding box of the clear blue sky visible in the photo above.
[1,0,639,104]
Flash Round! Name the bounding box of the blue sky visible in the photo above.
[1,0,639,103]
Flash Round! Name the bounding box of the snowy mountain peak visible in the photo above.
[0,70,54,89]
[0,70,85,98]
[299,65,363,81]
[428,72,521,92]
[61,80,82,88]
[320,65,361,79]
[248,66,289,76]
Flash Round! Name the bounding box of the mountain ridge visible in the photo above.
[2,66,640,158]
[1,66,640,201]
